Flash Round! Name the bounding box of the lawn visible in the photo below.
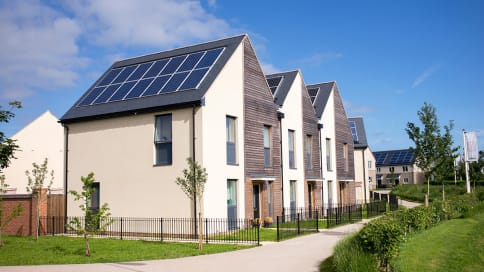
[391,183,484,202]
[391,210,484,272]
[0,235,251,266]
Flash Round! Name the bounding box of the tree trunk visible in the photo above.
[84,233,91,257]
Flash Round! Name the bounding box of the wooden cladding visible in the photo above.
[301,81,322,179]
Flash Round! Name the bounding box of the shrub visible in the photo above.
[333,234,377,272]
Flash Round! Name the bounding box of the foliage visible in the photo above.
[391,184,483,202]
[66,173,113,257]
[175,157,208,250]
[25,158,53,241]
[0,235,250,265]
[405,102,459,198]
[0,101,22,171]
[333,233,377,272]
[0,175,23,247]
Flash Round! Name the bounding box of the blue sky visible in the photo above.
[1,0,483,152]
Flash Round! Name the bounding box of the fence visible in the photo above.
[326,204,363,228]
[39,216,260,245]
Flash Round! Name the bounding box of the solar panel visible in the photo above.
[308,88,319,103]
[78,47,225,106]
[267,76,283,94]
[389,150,414,164]
[374,152,388,165]
[349,121,358,143]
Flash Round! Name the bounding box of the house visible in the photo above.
[60,35,283,220]
[348,117,376,203]
[2,110,64,194]
[265,71,322,213]
[306,82,356,205]
[374,149,425,187]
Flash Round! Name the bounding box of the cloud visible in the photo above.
[344,101,374,115]
[260,62,280,74]
[0,0,88,100]
[65,0,231,48]
[207,0,217,8]
[300,52,343,66]
[412,64,441,88]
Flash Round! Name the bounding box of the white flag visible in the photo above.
[464,131,478,162]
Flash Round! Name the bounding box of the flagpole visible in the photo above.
[462,130,471,193]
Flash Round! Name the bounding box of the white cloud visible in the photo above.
[412,64,441,88]
[344,101,374,115]
[300,52,343,66]
[0,0,88,100]
[261,62,280,74]
[207,0,217,8]
[66,0,231,48]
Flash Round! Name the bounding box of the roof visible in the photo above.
[61,34,247,123]
[374,149,415,166]
[306,81,335,119]
[348,117,369,148]
[265,70,298,107]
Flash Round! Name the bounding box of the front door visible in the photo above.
[253,184,260,219]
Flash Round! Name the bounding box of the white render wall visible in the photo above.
[319,90,338,205]
[199,42,245,219]
[3,111,64,194]
[279,72,306,208]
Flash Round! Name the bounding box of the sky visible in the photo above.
[0,0,483,152]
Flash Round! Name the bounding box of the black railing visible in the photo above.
[326,203,363,228]
[39,216,259,245]
[366,200,387,218]
[276,210,320,241]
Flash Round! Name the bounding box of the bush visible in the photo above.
[333,234,377,272]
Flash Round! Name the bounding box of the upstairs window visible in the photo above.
[226,116,237,165]
[154,114,172,165]
[288,130,296,169]
[343,143,349,172]
[326,138,332,171]
[264,125,271,167]
[305,135,313,169]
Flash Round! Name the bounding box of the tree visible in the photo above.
[66,172,112,257]
[0,101,22,170]
[0,175,23,247]
[405,102,459,205]
[25,158,53,241]
[175,158,208,250]
[469,150,483,190]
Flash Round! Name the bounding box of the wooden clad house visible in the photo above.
[307,82,356,205]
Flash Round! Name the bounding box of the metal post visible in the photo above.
[463,130,471,193]
[160,218,163,242]
[276,216,280,242]
[297,213,300,234]
[120,217,123,240]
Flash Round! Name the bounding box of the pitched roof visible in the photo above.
[348,117,369,148]
[61,35,246,123]
[373,149,415,167]
[265,70,298,107]
[306,81,335,119]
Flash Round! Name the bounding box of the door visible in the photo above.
[227,180,237,229]
[253,184,260,219]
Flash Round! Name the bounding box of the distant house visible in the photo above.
[61,35,284,220]
[374,149,425,187]
[2,111,64,194]
[306,82,356,205]
[265,70,322,213]
[348,117,376,203]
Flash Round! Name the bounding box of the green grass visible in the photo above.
[391,184,484,202]
[0,236,251,265]
[391,210,484,272]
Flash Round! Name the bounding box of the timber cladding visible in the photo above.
[243,37,282,219]
[332,85,355,181]
[301,81,322,179]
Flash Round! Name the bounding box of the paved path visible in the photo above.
[0,220,370,272]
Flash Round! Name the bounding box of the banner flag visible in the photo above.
[464,131,478,162]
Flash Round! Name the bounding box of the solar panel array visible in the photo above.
[77,47,225,107]
[374,152,388,165]
[349,121,359,143]
[308,88,319,103]
[267,76,283,94]
[389,150,414,165]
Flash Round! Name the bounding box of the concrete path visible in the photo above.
[0,220,370,272]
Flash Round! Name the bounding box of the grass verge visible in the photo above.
[391,184,484,202]
[391,210,484,272]
[0,236,251,266]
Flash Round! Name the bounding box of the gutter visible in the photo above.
[277,111,285,214]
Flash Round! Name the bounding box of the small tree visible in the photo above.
[66,172,112,257]
[175,158,208,250]
[0,175,23,247]
[25,158,53,241]
[405,102,458,205]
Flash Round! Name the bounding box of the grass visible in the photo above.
[391,209,484,272]
[391,183,484,202]
[0,235,251,266]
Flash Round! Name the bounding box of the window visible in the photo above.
[368,160,372,169]
[227,180,237,229]
[89,182,100,215]
[155,114,172,165]
[288,130,296,168]
[343,143,349,172]
[402,165,408,172]
[264,125,271,167]
[226,116,237,165]
[403,178,409,184]
[377,167,381,173]
[290,180,297,211]
[326,138,332,171]
[389,166,395,172]
[305,135,313,169]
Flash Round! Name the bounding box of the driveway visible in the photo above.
[0,220,369,272]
